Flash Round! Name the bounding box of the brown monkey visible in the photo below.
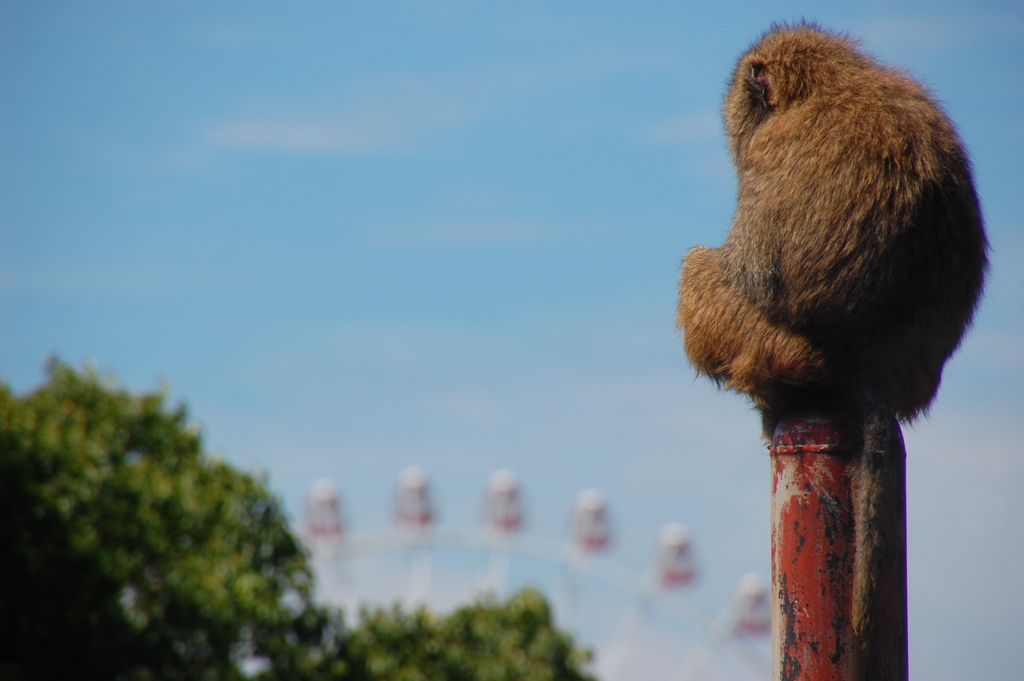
[678,24,988,680]
[678,24,987,436]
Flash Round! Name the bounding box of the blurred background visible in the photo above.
[1,1,1021,679]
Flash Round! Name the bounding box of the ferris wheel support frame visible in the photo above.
[310,526,769,680]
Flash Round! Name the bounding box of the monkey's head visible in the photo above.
[724,24,877,163]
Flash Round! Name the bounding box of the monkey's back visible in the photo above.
[719,25,987,419]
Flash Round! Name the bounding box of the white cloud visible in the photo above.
[857,17,971,55]
[366,220,547,248]
[207,120,409,155]
[635,112,720,146]
[204,50,670,156]
[856,12,1024,64]
[428,391,502,426]
[203,87,463,156]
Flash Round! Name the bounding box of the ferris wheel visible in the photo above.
[303,467,771,681]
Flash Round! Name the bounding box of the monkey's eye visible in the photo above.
[746,63,774,112]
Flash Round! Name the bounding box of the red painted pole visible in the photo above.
[770,411,907,681]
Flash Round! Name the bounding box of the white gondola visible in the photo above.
[305,470,769,681]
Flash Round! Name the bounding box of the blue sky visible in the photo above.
[2,2,1022,679]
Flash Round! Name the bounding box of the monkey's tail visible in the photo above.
[851,393,909,680]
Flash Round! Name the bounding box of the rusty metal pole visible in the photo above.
[770,410,908,681]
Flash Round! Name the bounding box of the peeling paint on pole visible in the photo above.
[771,415,857,681]
[770,412,908,681]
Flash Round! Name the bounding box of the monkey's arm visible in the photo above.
[678,246,831,405]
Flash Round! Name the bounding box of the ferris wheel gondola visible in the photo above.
[302,469,769,681]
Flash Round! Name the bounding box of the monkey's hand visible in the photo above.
[678,246,832,404]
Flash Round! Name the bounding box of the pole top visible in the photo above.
[771,410,857,457]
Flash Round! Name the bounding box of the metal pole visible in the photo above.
[770,410,907,681]
[482,538,512,598]
[407,542,432,607]
[603,581,654,680]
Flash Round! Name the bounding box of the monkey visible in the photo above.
[677,23,987,438]
[676,24,988,679]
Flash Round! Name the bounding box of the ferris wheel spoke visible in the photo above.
[302,471,771,680]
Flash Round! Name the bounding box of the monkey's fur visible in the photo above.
[677,25,987,679]
[678,24,987,435]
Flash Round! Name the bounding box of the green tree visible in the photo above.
[0,362,593,681]
[0,361,343,680]
[343,589,592,681]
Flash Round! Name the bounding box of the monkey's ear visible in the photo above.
[746,63,776,112]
